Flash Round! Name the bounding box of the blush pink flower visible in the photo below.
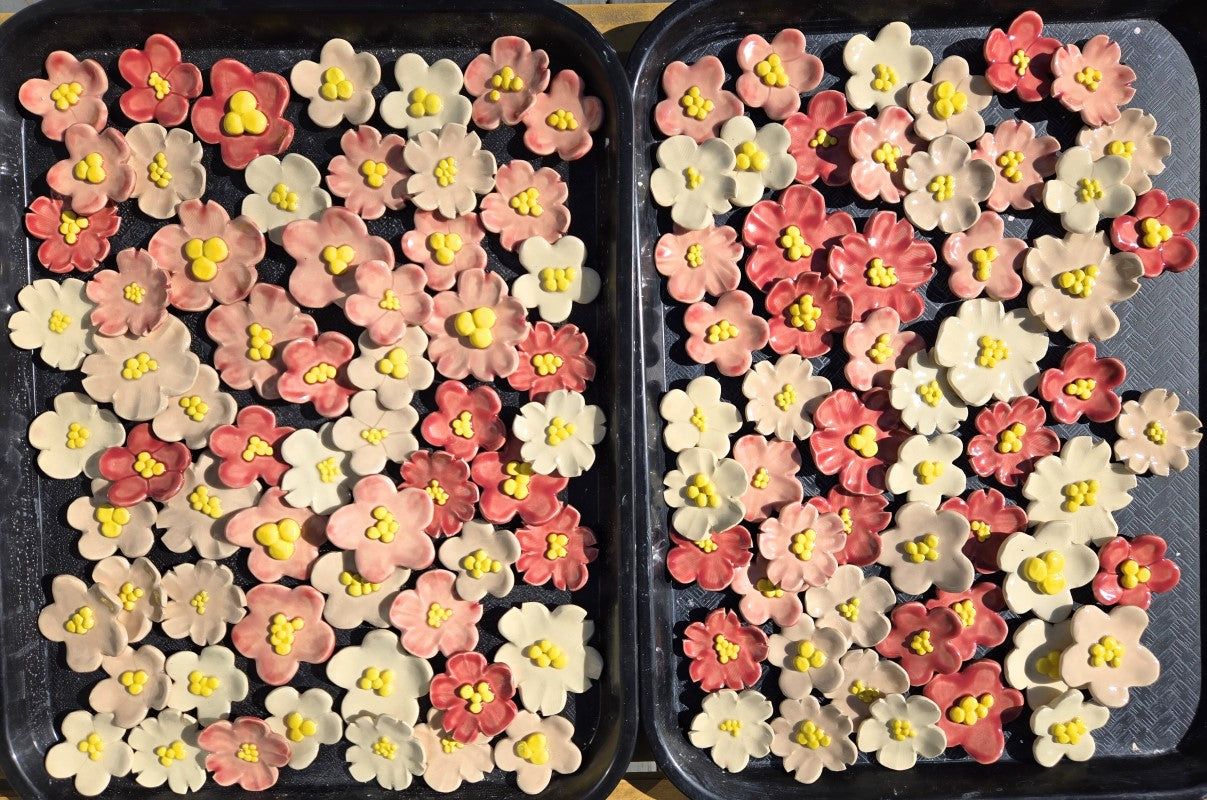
[1093,534,1180,609]
[25,196,120,274]
[515,503,596,591]
[667,525,753,592]
[283,206,394,309]
[399,450,478,538]
[199,717,290,791]
[941,210,1027,301]
[827,211,936,322]
[46,125,136,215]
[654,56,743,142]
[876,603,965,686]
[464,36,551,130]
[471,439,567,526]
[276,332,357,418]
[742,184,856,289]
[521,70,604,161]
[1039,342,1126,424]
[732,434,803,522]
[1111,190,1200,277]
[326,474,436,582]
[807,488,890,567]
[765,273,852,358]
[1051,35,1136,126]
[232,584,335,685]
[190,58,293,170]
[735,29,823,120]
[848,106,922,203]
[842,307,925,390]
[479,161,570,251]
[326,125,410,220]
[18,50,108,141]
[389,569,482,658]
[683,290,770,377]
[225,487,326,582]
[966,396,1060,487]
[809,389,905,496]
[343,261,433,346]
[655,223,743,303]
[401,210,489,291]
[208,405,293,488]
[926,586,1009,661]
[149,199,264,311]
[117,34,203,127]
[940,488,1028,573]
[98,422,190,506]
[682,608,768,691]
[758,502,845,590]
[424,269,527,381]
[430,653,517,743]
[973,120,1059,212]
[421,381,506,461]
[983,11,1062,101]
[205,283,318,399]
[784,90,865,186]
[86,248,169,336]
[509,322,595,398]
[923,660,1022,764]
[730,560,803,626]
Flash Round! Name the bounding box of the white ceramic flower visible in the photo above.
[998,521,1098,622]
[766,616,849,700]
[153,365,237,449]
[662,447,748,541]
[1023,435,1136,546]
[1003,618,1073,707]
[327,628,433,724]
[855,694,945,770]
[345,715,426,789]
[1030,689,1109,767]
[163,645,248,725]
[381,53,472,135]
[44,711,132,797]
[404,123,496,218]
[265,687,344,769]
[741,354,832,441]
[650,135,737,230]
[28,391,124,480]
[688,689,774,772]
[8,277,95,370]
[1023,231,1143,342]
[438,518,521,601]
[661,375,742,455]
[1114,388,1203,476]
[346,329,435,410]
[290,38,381,127]
[279,424,354,514]
[885,433,966,506]
[242,153,332,245]
[512,236,602,323]
[126,123,205,219]
[718,116,795,206]
[843,21,934,110]
[1042,147,1136,234]
[933,298,1047,406]
[496,603,603,715]
[889,350,967,434]
[128,710,206,795]
[157,452,261,559]
[329,390,420,476]
[513,389,606,477]
[877,502,975,595]
[68,478,157,560]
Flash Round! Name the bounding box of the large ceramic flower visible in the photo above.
[521,69,604,161]
[719,116,796,206]
[243,153,332,245]
[804,564,895,647]
[1050,35,1136,126]
[942,210,1027,301]
[906,56,992,142]
[682,608,768,692]
[1003,618,1073,700]
[44,711,131,797]
[765,272,852,358]
[346,328,435,410]
[149,199,262,312]
[843,21,934,110]
[438,519,522,600]
[1042,147,1135,234]
[650,135,736,230]
[425,268,526,381]
[689,690,774,773]
[326,628,432,722]
[933,299,1047,407]
[344,261,432,346]
[402,209,489,291]
[480,161,570,250]
[83,320,199,422]
[98,422,190,506]
[663,447,748,541]
[878,502,975,595]
[766,617,848,699]
[381,53,471,135]
[464,35,551,129]
[922,660,1023,764]
[848,106,921,203]
[856,694,946,770]
[127,710,205,794]
[67,479,156,560]
[190,58,293,169]
[283,205,395,309]
[276,331,357,418]
[24,196,120,274]
[309,551,408,630]
[940,488,1028,574]
[1030,689,1110,767]
[117,33,203,127]
[422,380,506,461]
[264,687,343,770]
[205,284,317,399]
[398,449,478,537]
[85,248,169,337]
[823,648,909,721]
[326,125,409,220]
[164,645,249,723]
[1092,535,1180,610]
[807,488,891,568]
[280,425,354,514]
[9,277,96,370]
[231,584,335,685]
[876,603,965,685]
[666,525,752,592]
[741,354,832,442]
[826,210,935,322]
[472,438,568,525]
[207,405,292,488]
[510,321,595,398]
[225,487,327,583]
[925,584,1009,660]
[429,652,517,742]
[344,715,425,790]
[290,38,380,127]
[902,135,995,233]
[770,696,857,784]
[998,521,1099,622]
[653,56,743,142]
[655,223,743,303]
[983,11,1062,101]
[735,29,822,119]
[199,717,290,791]
[660,375,741,456]
[973,120,1060,213]
[683,290,770,377]
[405,123,496,218]
[1024,231,1142,342]
[325,474,435,582]
[808,389,905,496]
[513,235,602,323]
[966,396,1060,487]
[38,575,126,673]
[46,124,136,215]
[758,502,844,591]
[495,603,602,715]
[1114,388,1203,476]
[888,350,967,436]
[1077,108,1169,195]
[1039,342,1126,423]
[494,712,582,793]
[1058,605,1158,707]
[1023,435,1137,545]
[784,90,865,187]
[125,123,205,219]
[743,183,856,289]
[885,433,967,507]
[388,569,482,658]
[843,307,924,391]
[19,50,108,140]
[515,503,597,591]
[159,561,246,646]
[1110,190,1200,277]
[28,392,124,481]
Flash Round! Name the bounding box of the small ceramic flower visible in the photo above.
[38,574,126,672]
[156,452,260,559]
[128,710,206,794]
[888,350,967,435]
[46,124,136,215]
[164,645,249,724]
[718,116,796,206]
[654,55,743,142]
[439,518,521,600]
[309,551,408,629]
[973,121,1060,214]
[388,569,482,658]
[413,709,493,792]
[804,564,895,647]
[153,365,237,449]
[983,11,1062,101]
[464,35,551,130]
[480,161,570,251]
[24,196,120,274]
[1023,435,1137,546]
[325,125,409,219]
[19,50,108,140]
[207,405,292,488]
[1114,388,1203,476]
[1042,147,1135,234]
[848,106,921,203]
[1039,342,1126,423]
[902,135,995,233]
[942,210,1027,302]
[205,283,317,399]
[8,277,95,369]
[97,422,191,506]
[734,435,804,522]
[347,329,435,410]
[515,503,597,591]
[731,560,803,627]
[68,479,156,560]
[660,376,741,456]
[998,521,1099,622]
[683,290,771,377]
[1111,190,1200,277]
[932,298,1047,407]
[925,584,1010,660]
[326,474,435,582]
[877,502,975,595]
[159,560,246,646]
[421,380,506,461]
[283,205,395,310]
[496,603,602,715]
[510,321,595,399]
[149,198,262,310]
[494,712,581,794]
[682,607,768,692]
[662,448,748,541]
[189,58,294,169]
[906,56,992,142]
[667,525,752,591]
[276,332,357,418]
[330,390,419,476]
[399,449,478,537]
[1024,231,1143,342]
[44,711,132,796]
[767,616,849,699]
[1093,534,1180,609]
[92,556,160,644]
[424,268,527,381]
[264,687,343,769]
[769,696,857,783]
[650,135,737,230]
[225,487,327,583]
[689,689,774,773]
[513,235,602,323]
[808,388,905,496]
[86,249,169,338]
[742,184,856,289]
[344,715,425,789]
[655,223,744,303]
[521,69,603,161]
[327,628,433,723]
[856,694,946,770]
[231,583,336,685]
[823,649,910,722]
[1003,618,1073,702]
[1059,604,1159,707]
[734,29,822,119]
[117,34,203,127]
[940,488,1028,574]
[402,210,489,291]
[28,392,124,481]
[199,717,290,791]
[807,488,891,568]
[741,354,832,442]
[242,153,332,245]
[1031,689,1110,767]
[90,644,170,729]
[825,210,935,322]
[513,389,605,478]
[279,425,354,514]
[765,272,853,358]
[876,603,965,686]
[1076,108,1168,196]
[290,38,380,127]
[758,502,843,590]
[784,90,865,187]
[430,652,518,742]
[966,396,1060,487]
[922,659,1023,764]
[843,307,925,391]
[404,123,496,217]
[381,53,472,135]
[885,433,967,506]
[843,21,934,110]
[1051,35,1136,126]
[124,123,205,219]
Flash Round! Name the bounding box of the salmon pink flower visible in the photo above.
[399,450,478,538]
[1051,35,1136,126]
[199,717,290,791]
[149,199,264,312]
[471,439,567,526]
[765,272,852,358]
[225,488,326,583]
[117,34,203,127]
[343,261,433,346]
[85,248,169,337]
[806,488,889,567]
[925,585,1009,660]
[667,525,752,591]
[732,434,802,522]
[742,184,856,289]
[521,70,603,161]
[515,503,596,592]
[876,602,965,685]
[325,125,409,220]
[1039,342,1125,424]
[98,423,191,506]
[325,474,435,582]
[1110,190,1200,277]
[46,125,136,215]
[207,405,292,488]
[683,290,770,377]
[509,322,595,398]
[983,10,1061,101]
[190,58,294,170]
[276,332,357,418]
[424,269,527,381]
[758,502,844,591]
[784,90,864,185]
[205,284,318,399]
[654,56,743,142]
[421,381,505,461]
[401,210,489,291]
[735,29,823,119]
[18,50,108,141]
[655,223,743,303]
[940,488,1027,573]
[683,608,768,691]
[25,196,120,274]
[827,211,936,322]
[941,210,1026,301]
[842,307,925,390]
[966,397,1060,487]
[972,120,1059,212]
[430,652,517,743]
[389,569,482,658]
[464,35,551,130]
[283,206,394,309]
[231,584,336,685]
[479,161,570,251]
[1092,534,1180,610]
[848,106,921,203]
[809,389,905,496]
[731,560,803,627]
[923,660,1022,764]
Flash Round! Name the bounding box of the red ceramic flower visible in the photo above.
[941,210,1027,301]
[682,608,768,691]
[842,307,925,390]
[343,261,433,346]
[283,205,395,309]
[190,58,294,169]
[972,120,1059,213]
[683,290,770,377]
[325,474,436,582]
[806,488,889,567]
[389,569,482,658]
[478,161,570,251]
[758,502,844,590]
[464,35,551,130]
[515,503,596,591]
[430,652,517,743]
[508,322,595,399]
[421,381,506,461]
[765,272,853,358]
[18,50,108,141]
[98,423,190,506]
[231,584,336,685]
[966,397,1061,487]
[654,56,743,142]
[424,269,527,381]
[783,90,865,186]
[732,434,803,522]
[923,660,1023,764]
[208,405,292,488]
[148,198,264,312]
[940,488,1028,573]
[25,196,119,274]
[276,332,357,418]
[1092,535,1180,610]
[848,106,921,203]
[875,602,965,685]
[46,125,136,215]
[199,717,291,791]
[1050,35,1136,126]
[742,184,856,289]
[827,211,936,322]
[731,560,803,627]
[117,34,203,127]
[809,389,905,496]
[225,487,326,583]
[983,11,1062,102]
[1039,342,1126,424]
[521,69,604,161]
[85,248,169,337]
[666,525,753,592]
[925,584,1009,660]
[399,450,479,538]
[205,283,318,400]
[471,439,567,526]
[326,125,410,220]
[401,210,489,291]
[655,223,743,303]
[735,29,823,120]
[1111,190,1200,277]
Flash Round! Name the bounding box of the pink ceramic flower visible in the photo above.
[18,51,108,141]
[1039,342,1126,424]
[765,273,852,358]
[848,106,922,203]
[85,248,169,336]
[940,488,1027,573]
[343,261,433,346]
[683,290,770,377]
[515,503,596,591]
[654,56,743,142]
[424,269,527,381]
[430,653,517,743]
[205,284,318,399]
[983,11,1062,101]
[283,206,394,309]
[809,389,905,496]
[401,210,489,291]
[842,307,925,390]
[509,322,595,398]
[784,90,865,186]
[941,211,1027,300]
[926,585,1009,661]
[471,439,567,526]
[231,584,335,685]
[46,125,136,215]
[521,70,603,161]
[388,569,482,658]
[276,332,356,418]
[735,29,823,119]
[758,502,844,590]
[731,560,803,627]
[806,488,889,567]
[876,603,965,685]
[923,660,1022,764]
[1051,35,1136,126]
[399,450,478,538]
[733,435,803,522]
[98,422,190,506]
[655,223,743,303]
[742,184,856,289]
[479,161,570,251]
[667,525,753,591]
[199,717,290,791]
[190,58,294,170]
[966,397,1060,487]
[326,474,436,582]
[1092,534,1180,610]
[827,211,936,322]
[464,36,551,130]
[24,196,119,274]
[149,199,264,311]
[1111,190,1200,277]
[682,608,768,691]
[326,125,410,220]
[117,34,203,127]
[225,487,326,582]
[972,120,1059,212]
[421,381,506,461]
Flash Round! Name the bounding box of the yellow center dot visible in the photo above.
[778,225,812,261]
[930,80,969,120]
[683,166,703,190]
[434,157,458,186]
[774,383,797,411]
[872,63,899,92]
[915,459,945,485]
[1144,420,1167,445]
[357,667,397,696]
[544,532,569,559]
[750,465,769,489]
[997,151,1025,183]
[793,720,832,749]
[50,81,84,110]
[284,712,318,743]
[515,732,550,765]
[545,109,578,131]
[426,231,463,265]
[190,591,209,615]
[544,416,577,446]
[426,602,454,628]
[684,472,720,508]
[73,152,106,184]
[839,597,861,622]
[754,52,789,88]
[790,529,817,561]
[453,306,496,348]
[1023,550,1067,594]
[712,633,741,663]
[972,246,998,280]
[952,598,976,626]
[969,519,992,543]
[866,333,894,364]
[1057,264,1099,298]
[1049,716,1089,745]
[237,743,259,763]
[147,152,172,189]
[457,680,496,714]
[1117,558,1152,590]
[503,460,534,499]
[376,347,410,379]
[976,335,1009,368]
[1011,49,1031,76]
[873,141,902,172]
[268,612,305,655]
[321,244,356,276]
[365,505,400,543]
[792,639,827,672]
[320,66,355,101]
[531,352,563,376]
[359,159,389,188]
[889,719,915,741]
[64,606,96,635]
[1063,378,1097,401]
[539,266,577,292]
[947,693,995,726]
[734,140,769,172]
[928,174,956,202]
[58,209,89,244]
[903,533,941,563]
[865,257,898,287]
[786,293,821,331]
[154,740,187,767]
[94,505,129,538]
[316,457,342,483]
[909,630,934,655]
[222,90,268,136]
[269,182,299,212]
[694,535,718,554]
[1077,177,1104,202]
[705,318,739,344]
[525,639,568,669]
[187,486,223,519]
[488,65,525,102]
[146,71,172,100]
[679,85,714,120]
[509,186,543,216]
[917,380,943,407]
[460,549,502,579]
[339,572,382,597]
[187,670,220,696]
[1061,479,1100,512]
[246,323,274,361]
[1088,635,1125,668]
[846,425,879,458]
[65,422,91,450]
[302,362,338,385]
[132,450,165,478]
[254,518,302,561]
[1140,217,1174,249]
[118,669,149,696]
[76,733,106,762]
[995,422,1026,454]
[451,410,475,439]
[685,242,705,268]
[1075,67,1103,91]
[425,479,450,506]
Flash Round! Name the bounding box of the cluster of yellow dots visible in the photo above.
[734,141,769,172]
[845,425,879,458]
[316,456,342,483]
[516,733,550,764]
[717,719,744,737]
[684,473,720,508]
[117,581,144,611]
[95,505,129,538]
[969,519,992,543]
[873,141,902,172]
[916,380,943,407]
[458,681,496,714]
[502,460,534,499]
[453,307,496,348]
[952,598,977,626]
[77,733,105,762]
[755,53,789,87]
[1077,177,1104,202]
[182,236,228,285]
[425,479,449,505]
[242,435,273,462]
[976,336,1009,368]
[544,416,576,446]
[866,333,894,364]
[545,532,570,560]
[188,486,223,520]
[154,741,186,767]
[320,66,355,101]
[190,591,209,616]
[947,694,995,726]
[685,242,705,268]
[246,323,274,361]
[909,630,934,656]
[123,282,146,304]
[1064,378,1097,401]
[996,422,1027,454]
[441,736,465,755]
[132,451,165,479]
[757,577,784,598]
[364,506,399,543]
[65,422,90,449]
[49,308,72,333]
[339,571,381,597]
[971,246,998,280]
[426,602,454,628]
[808,127,838,148]
[679,86,714,120]
[1061,479,1100,512]
[434,157,458,186]
[178,394,208,422]
[1107,139,1136,159]
[187,671,220,697]
[1089,635,1125,668]
[864,257,898,287]
[460,549,503,579]
[223,90,268,135]
[914,460,945,485]
[790,529,817,561]
[254,518,301,561]
[1075,66,1103,91]
[786,293,821,331]
[792,640,826,672]
[269,182,299,212]
[1011,49,1031,77]
[1058,265,1099,298]
[872,63,898,92]
[359,159,389,188]
[1024,551,1068,595]
[929,81,968,119]
[546,109,578,131]
[838,507,853,534]
[693,535,718,554]
[509,187,543,216]
[712,634,741,664]
[749,465,769,489]
[527,353,563,380]
[59,209,89,245]
[1144,420,1168,445]
[705,319,739,344]
[526,639,569,669]
[269,613,305,656]
[904,533,941,564]
[118,669,149,696]
[122,352,159,380]
[889,719,916,741]
[1118,558,1153,589]
[540,266,577,292]
[488,66,525,101]
[997,150,1026,183]
[73,152,106,184]
[1139,216,1174,248]
[302,362,337,385]
[793,720,831,749]
[376,347,411,379]
[321,244,356,275]
[777,225,811,261]
[848,679,880,703]
[51,81,83,110]
[236,743,259,763]
[378,289,401,311]
[1036,649,1062,680]
[147,152,172,189]
[284,713,318,743]
[928,174,956,202]
[407,88,443,117]
[774,383,797,411]
[682,166,703,190]
[372,737,398,760]
[426,231,463,265]
[65,606,95,635]
[1050,717,1088,745]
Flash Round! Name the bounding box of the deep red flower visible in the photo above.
[875,602,965,685]
[666,525,753,591]
[983,10,1062,102]
[827,211,936,322]
[741,184,856,289]
[925,584,1009,661]
[207,405,293,489]
[399,449,478,538]
[1092,535,1181,610]
[276,332,357,418]
[199,717,290,791]
[231,584,336,686]
[783,90,865,187]
[117,33,203,127]
[682,608,768,692]
[98,423,190,506]
[515,503,596,591]
[189,58,293,170]
[420,381,506,461]
[471,438,567,526]
[24,196,120,274]
[966,397,1060,487]
[765,272,853,358]
[806,488,889,567]
[941,489,1028,573]
[923,659,1023,764]
[430,652,517,743]
[1039,342,1126,424]
[508,321,596,399]
[1110,190,1199,278]
[809,389,905,496]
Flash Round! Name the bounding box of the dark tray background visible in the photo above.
[0,1,638,799]
[629,1,1205,798]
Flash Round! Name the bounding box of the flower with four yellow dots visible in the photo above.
[662,447,749,542]
[513,235,602,323]
[264,686,344,768]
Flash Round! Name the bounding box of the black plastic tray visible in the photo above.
[629,1,1205,798]
[0,0,638,798]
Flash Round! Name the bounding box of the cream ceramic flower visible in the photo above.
[661,375,742,455]
[1031,689,1110,767]
[1115,388,1203,476]
[153,365,237,449]
[330,390,419,476]
[438,518,520,601]
[45,711,132,797]
[8,277,95,369]
[164,645,249,724]
[346,328,435,410]
[718,116,795,207]
[877,502,975,595]
[1042,147,1135,234]
[92,555,160,644]
[769,696,856,784]
[856,694,945,770]
[1004,618,1074,706]
[688,689,774,772]
[265,687,344,769]
[125,123,205,219]
[290,38,381,127]
[494,712,581,794]
[128,710,206,794]
[159,559,246,645]
[1076,108,1170,195]
[242,153,332,245]
[90,644,170,729]
[68,478,157,560]
[889,351,967,435]
[326,628,433,723]
[933,299,1047,407]
[843,22,934,110]
[28,392,124,480]
[345,715,426,789]
[741,354,832,441]
[823,649,910,722]
[906,56,992,142]
[513,389,606,477]
[662,447,748,541]
[413,709,493,793]
[81,317,200,421]
[1024,231,1143,342]
[998,521,1098,622]
[279,424,354,514]
[1058,604,1159,708]
[404,123,496,218]
[309,551,408,629]
[157,453,261,559]
[1023,436,1136,545]
[650,135,737,230]
[804,564,895,647]
[381,53,472,135]
[513,235,602,323]
[38,574,126,672]
[767,616,849,699]
[496,603,603,715]
[903,135,995,233]
[885,434,966,506]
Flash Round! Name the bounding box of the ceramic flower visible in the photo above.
[733,434,803,523]
[733,28,822,119]
[758,502,844,590]
[399,449,477,537]
[1002,618,1073,701]
[276,332,357,418]
[28,392,124,480]
[309,551,408,629]
[343,261,432,346]
[683,290,770,377]
[1024,231,1142,342]
[807,488,891,567]
[843,307,925,390]
[19,50,108,140]
[808,388,905,496]
[650,135,737,230]
[153,366,237,449]
[1039,342,1126,423]
[804,564,895,647]
[283,206,395,310]
[767,616,849,699]
[388,568,481,659]
[325,125,409,219]
[91,556,161,645]
[414,709,493,793]
[718,116,796,206]
[513,235,602,323]
[128,711,206,794]
[8,277,95,369]
[279,425,354,514]
[404,123,496,218]
[521,69,603,161]
[1042,147,1135,234]
[741,354,832,442]
[86,249,169,337]
[438,518,522,600]
[123,123,205,219]
[876,603,965,685]
[190,58,294,169]
[1051,35,1136,126]
[654,56,743,142]
[46,124,136,215]
[933,298,1047,407]
[347,329,435,410]
[67,479,157,560]
[1111,190,1200,277]
[264,687,343,770]
[344,715,425,790]
[660,376,741,456]
[942,210,1027,301]
[513,389,605,478]
[683,608,768,691]
[421,381,505,462]
[159,560,246,645]
[1024,435,1137,546]
[906,56,992,142]
[1076,109,1168,196]
[494,711,582,794]
[24,196,120,274]
[510,321,595,399]
[225,487,327,583]
[480,161,570,250]
[149,198,263,312]
[89,644,170,729]
[689,689,774,773]
[515,503,597,591]
[156,453,260,559]
[888,350,968,435]
[966,396,1060,487]
[655,223,744,304]
[848,106,920,203]
[742,183,856,289]
[44,711,131,797]
[430,652,518,742]
[826,210,935,322]
[972,121,1060,214]
[242,153,332,245]
[878,502,975,596]
[922,660,1023,764]
[998,521,1099,622]
[843,21,934,110]
[765,272,853,358]
[823,648,910,722]
[783,90,865,188]
[207,405,292,488]
[327,628,433,722]
[1092,535,1180,609]
[983,11,1062,101]
[730,560,803,627]
[117,34,203,127]
[925,584,1010,660]
[902,135,995,233]
[97,422,191,506]
[402,210,490,291]
[38,575,126,673]
[666,525,753,592]
[1058,604,1159,707]
[290,38,380,127]
[770,696,857,784]
[1114,388,1203,476]
[199,717,290,791]
[663,447,748,541]
[205,284,317,399]
[231,583,336,685]
[326,474,435,582]
[856,694,946,770]
[496,603,602,715]
[464,35,551,130]
[381,53,472,135]
[1030,689,1110,767]
[425,268,526,381]
[885,433,967,506]
[164,645,249,724]
[940,488,1028,574]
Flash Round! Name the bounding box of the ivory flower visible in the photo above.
[1023,435,1136,545]
[128,711,206,794]
[264,687,343,769]
[513,389,606,477]
[1042,146,1135,234]
[688,689,774,772]
[843,22,934,111]
[8,277,96,370]
[327,628,433,723]
[902,135,995,233]
[28,391,124,480]
[381,53,472,135]
[650,135,737,230]
[1114,388,1203,476]
[404,123,496,218]
[125,123,205,219]
[44,711,132,797]
[888,351,967,435]
[877,502,975,595]
[855,694,946,770]
[997,521,1099,621]
[933,299,1047,407]
[718,116,795,206]
[279,425,354,514]
[804,564,894,647]
[663,447,748,541]
[513,235,602,323]
[164,645,249,724]
[495,603,603,715]
[345,715,426,789]
[242,153,332,245]
[290,38,380,127]
[661,375,742,455]
[1031,689,1110,767]
[885,433,967,506]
